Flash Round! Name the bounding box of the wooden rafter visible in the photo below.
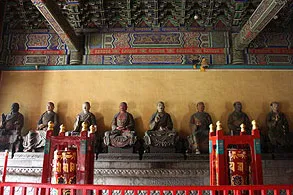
[234,0,289,50]
[31,0,80,51]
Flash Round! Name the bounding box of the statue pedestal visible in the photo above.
[95,152,208,185]
[97,153,140,161]
[148,146,176,153]
[272,153,293,160]
[185,153,209,160]
[143,153,184,161]
[107,146,134,153]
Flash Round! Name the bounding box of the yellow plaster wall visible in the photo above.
[1,70,293,137]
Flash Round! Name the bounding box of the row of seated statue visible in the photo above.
[0,101,292,154]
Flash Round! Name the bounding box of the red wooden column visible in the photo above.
[41,121,54,184]
[209,121,227,185]
[251,121,263,185]
[215,122,227,185]
[209,124,216,185]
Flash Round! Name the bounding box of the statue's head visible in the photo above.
[233,101,242,112]
[197,102,205,112]
[119,102,128,112]
[11,103,20,113]
[157,101,165,113]
[82,102,91,113]
[270,102,279,113]
[47,102,55,112]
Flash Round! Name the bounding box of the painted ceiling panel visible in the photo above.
[2,0,293,33]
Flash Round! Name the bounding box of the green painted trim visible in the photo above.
[254,138,262,154]
[44,140,50,154]
[216,140,224,155]
[209,140,213,154]
[1,64,293,71]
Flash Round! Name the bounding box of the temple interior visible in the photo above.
[0,0,292,186]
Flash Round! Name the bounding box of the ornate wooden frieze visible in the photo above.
[85,32,228,51]
[83,31,229,65]
[2,31,69,65]
[246,32,293,65]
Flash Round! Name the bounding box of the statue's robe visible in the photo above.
[105,112,136,148]
[23,111,58,152]
[145,112,177,147]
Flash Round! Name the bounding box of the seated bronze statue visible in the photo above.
[187,102,212,154]
[73,102,97,134]
[144,101,177,148]
[266,102,292,152]
[228,101,251,135]
[0,103,24,152]
[104,102,136,148]
[23,102,58,152]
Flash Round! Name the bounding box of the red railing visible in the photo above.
[0,183,292,195]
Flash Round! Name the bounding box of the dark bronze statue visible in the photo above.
[73,102,97,133]
[0,103,24,152]
[23,102,58,152]
[144,101,177,147]
[104,102,136,148]
[187,102,212,154]
[228,101,251,135]
[266,102,290,152]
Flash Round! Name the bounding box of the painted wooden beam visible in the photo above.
[234,0,288,50]
[31,0,80,52]
[2,64,293,71]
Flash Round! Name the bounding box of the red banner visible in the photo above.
[228,149,250,185]
[249,48,293,54]
[11,50,66,55]
[89,48,225,55]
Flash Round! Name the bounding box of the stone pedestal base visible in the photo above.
[98,153,140,161]
[185,153,209,160]
[143,153,184,161]
[107,146,135,153]
[272,153,293,160]
[148,146,176,153]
